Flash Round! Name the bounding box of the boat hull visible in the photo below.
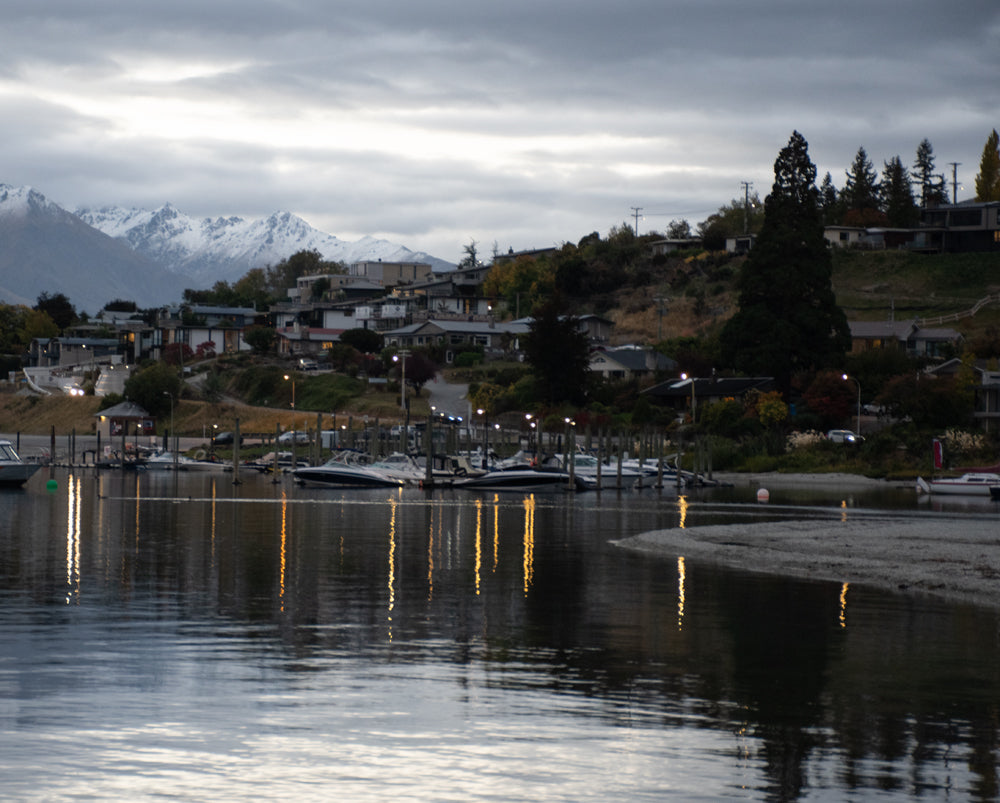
[293,467,404,488]
[917,473,1000,496]
[0,462,42,486]
[453,469,587,492]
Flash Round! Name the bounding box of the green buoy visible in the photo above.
[46,478,58,492]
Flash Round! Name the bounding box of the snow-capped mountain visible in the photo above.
[0,185,179,312]
[76,204,454,284]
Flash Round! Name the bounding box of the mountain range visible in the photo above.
[0,183,453,314]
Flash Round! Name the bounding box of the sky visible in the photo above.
[2,1,998,264]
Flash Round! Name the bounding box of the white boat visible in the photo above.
[544,453,648,489]
[0,439,42,486]
[367,452,425,483]
[452,467,588,492]
[916,473,1000,496]
[293,453,405,488]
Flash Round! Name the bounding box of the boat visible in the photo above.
[916,472,1000,496]
[0,439,42,486]
[452,467,589,492]
[293,453,405,488]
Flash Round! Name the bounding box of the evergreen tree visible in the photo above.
[842,147,882,223]
[818,172,842,225]
[881,156,919,226]
[719,131,850,395]
[974,129,1000,202]
[913,138,947,206]
[523,293,591,406]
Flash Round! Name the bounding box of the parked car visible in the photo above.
[213,431,242,445]
[298,358,319,371]
[278,430,310,444]
[827,429,864,444]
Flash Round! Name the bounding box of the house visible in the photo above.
[642,375,775,414]
[590,346,677,381]
[918,201,1000,253]
[924,359,1000,431]
[650,238,702,255]
[848,320,962,358]
[824,226,868,248]
[158,304,264,358]
[94,400,155,440]
[382,319,520,362]
[349,260,434,286]
[507,314,613,345]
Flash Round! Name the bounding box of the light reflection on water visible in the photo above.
[0,469,998,801]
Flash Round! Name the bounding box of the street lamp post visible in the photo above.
[283,374,296,409]
[680,373,697,423]
[393,350,410,410]
[477,407,489,469]
[842,374,861,435]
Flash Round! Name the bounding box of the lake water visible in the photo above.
[2,468,999,801]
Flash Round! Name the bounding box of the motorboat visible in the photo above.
[916,472,1000,496]
[452,467,588,492]
[366,452,425,483]
[0,439,42,486]
[293,453,405,488]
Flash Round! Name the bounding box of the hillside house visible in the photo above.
[642,375,775,415]
[158,304,263,357]
[919,201,1000,253]
[349,261,433,286]
[589,346,677,381]
[849,320,962,359]
[382,319,522,362]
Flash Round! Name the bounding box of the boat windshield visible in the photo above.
[0,443,21,461]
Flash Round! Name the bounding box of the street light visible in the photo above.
[842,373,861,436]
[392,350,410,410]
[680,373,697,423]
[283,374,295,409]
[477,407,489,469]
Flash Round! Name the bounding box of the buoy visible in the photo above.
[46,478,58,492]
[756,488,770,503]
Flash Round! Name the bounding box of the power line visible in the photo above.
[630,206,642,235]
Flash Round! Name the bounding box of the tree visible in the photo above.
[522,294,591,406]
[21,308,59,342]
[34,292,76,331]
[243,325,278,355]
[666,219,693,239]
[123,361,181,419]
[719,131,851,395]
[881,156,919,227]
[842,147,882,222]
[339,328,383,354]
[696,194,763,250]
[974,129,1000,202]
[818,172,842,225]
[913,138,946,207]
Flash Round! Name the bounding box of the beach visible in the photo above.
[615,472,1000,610]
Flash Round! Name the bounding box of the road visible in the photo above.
[425,373,470,420]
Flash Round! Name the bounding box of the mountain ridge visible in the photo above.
[0,183,454,313]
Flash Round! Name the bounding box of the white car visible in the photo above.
[278,430,310,444]
[827,429,864,444]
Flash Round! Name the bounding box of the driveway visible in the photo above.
[425,373,469,420]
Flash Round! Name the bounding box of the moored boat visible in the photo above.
[452,467,588,492]
[0,439,42,487]
[916,472,1000,496]
[293,453,405,488]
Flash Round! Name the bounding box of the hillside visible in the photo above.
[595,248,1000,346]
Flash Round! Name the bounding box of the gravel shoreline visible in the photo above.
[614,474,1000,609]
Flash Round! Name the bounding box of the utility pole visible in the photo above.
[740,181,753,234]
[630,207,642,236]
[949,162,961,204]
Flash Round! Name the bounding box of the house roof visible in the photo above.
[849,320,961,341]
[643,376,774,399]
[95,401,151,419]
[590,348,676,372]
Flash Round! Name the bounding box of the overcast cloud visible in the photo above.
[2,1,998,262]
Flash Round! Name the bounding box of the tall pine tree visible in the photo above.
[913,139,947,207]
[720,132,850,396]
[881,156,918,226]
[974,129,1000,202]
[842,147,883,225]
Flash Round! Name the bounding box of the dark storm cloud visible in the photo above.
[1,0,997,260]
